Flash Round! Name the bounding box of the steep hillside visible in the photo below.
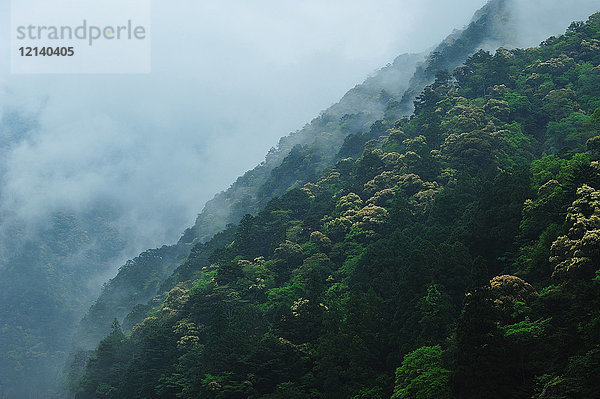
[75,0,520,353]
[185,0,517,244]
[71,11,600,399]
[73,50,422,351]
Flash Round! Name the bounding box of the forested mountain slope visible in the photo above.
[75,0,520,354]
[72,11,600,399]
[183,0,516,245]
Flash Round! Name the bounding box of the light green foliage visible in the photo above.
[502,317,551,339]
[550,184,600,279]
[504,91,531,114]
[592,107,600,124]
[391,345,451,399]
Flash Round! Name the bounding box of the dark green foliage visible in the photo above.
[76,320,132,399]
[452,282,506,398]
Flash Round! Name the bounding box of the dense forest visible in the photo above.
[68,12,600,399]
[74,0,515,353]
[2,2,532,397]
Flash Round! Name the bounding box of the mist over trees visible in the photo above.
[71,9,600,399]
[1,0,600,398]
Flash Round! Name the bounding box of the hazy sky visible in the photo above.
[0,0,491,250]
[0,0,598,254]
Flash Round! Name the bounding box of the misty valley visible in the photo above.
[1,0,600,398]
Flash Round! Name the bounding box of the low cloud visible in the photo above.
[0,0,490,252]
[1,0,597,255]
